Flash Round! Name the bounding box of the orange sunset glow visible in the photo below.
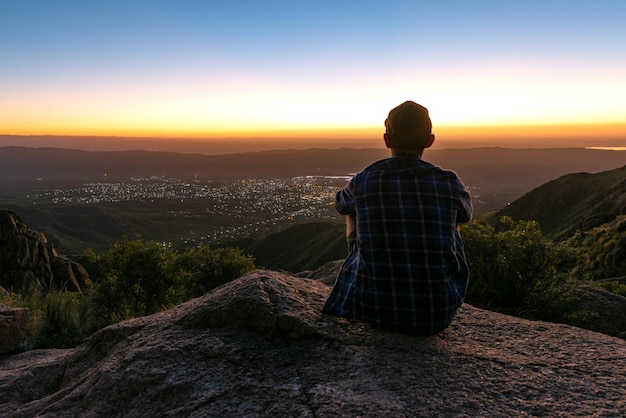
[1,1,625,149]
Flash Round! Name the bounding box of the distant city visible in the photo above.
[26,175,354,245]
[5,146,623,253]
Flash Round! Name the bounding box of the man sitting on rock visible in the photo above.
[323,100,473,336]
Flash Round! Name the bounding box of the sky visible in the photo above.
[1,0,626,147]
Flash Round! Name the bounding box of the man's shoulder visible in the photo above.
[360,155,451,175]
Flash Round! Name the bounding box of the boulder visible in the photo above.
[574,285,626,339]
[0,270,624,417]
[0,305,30,354]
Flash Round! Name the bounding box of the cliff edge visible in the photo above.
[1,270,624,417]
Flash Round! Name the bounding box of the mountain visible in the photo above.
[1,270,624,417]
[495,165,626,240]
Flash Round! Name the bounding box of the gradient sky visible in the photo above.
[1,0,625,141]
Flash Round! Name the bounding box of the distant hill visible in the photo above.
[225,222,347,273]
[2,146,624,256]
[2,146,625,196]
[495,165,626,240]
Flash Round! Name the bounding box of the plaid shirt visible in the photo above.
[323,153,473,335]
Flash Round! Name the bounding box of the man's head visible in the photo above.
[384,101,435,153]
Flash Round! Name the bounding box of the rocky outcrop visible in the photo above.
[0,305,30,354]
[0,210,89,293]
[574,285,626,339]
[1,270,624,417]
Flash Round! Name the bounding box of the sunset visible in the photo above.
[2,2,626,413]
[1,1,625,145]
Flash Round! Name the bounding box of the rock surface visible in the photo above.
[0,210,89,293]
[574,285,626,339]
[1,270,624,417]
[0,306,30,354]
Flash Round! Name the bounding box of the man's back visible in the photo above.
[323,153,472,335]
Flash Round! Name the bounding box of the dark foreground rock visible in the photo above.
[1,270,625,417]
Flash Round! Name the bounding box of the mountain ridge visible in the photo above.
[496,165,626,240]
[2,146,625,255]
[2,146,625,185]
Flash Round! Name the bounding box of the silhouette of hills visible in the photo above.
[2,146,624,188]
[496,165,626,240]
[2,146,625,256]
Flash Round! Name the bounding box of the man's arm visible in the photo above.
[346,213,356,239]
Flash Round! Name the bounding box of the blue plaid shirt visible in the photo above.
[323,153,472,335]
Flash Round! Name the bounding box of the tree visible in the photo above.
[91,238,176,324]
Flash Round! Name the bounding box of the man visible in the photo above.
[323,100,473,336]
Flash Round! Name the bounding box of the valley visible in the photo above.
[1,146,624,256]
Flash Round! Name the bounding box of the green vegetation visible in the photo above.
[565,217,626,281]
[7,238,255,349]
[7,214,626,349]
[88,237,255,326]
[596,281,626,297]
[9,290,95,349]
[496,166,626,241]
[461,217,578,322]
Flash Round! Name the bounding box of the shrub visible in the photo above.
[9,290,94,349]
[170,245,255,300]
[461,217,578,322]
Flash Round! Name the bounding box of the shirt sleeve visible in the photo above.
[335,178,356,215]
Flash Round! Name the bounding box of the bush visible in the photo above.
[9,290,94,349]
[461,217,578,322]
[37,291,94,348]
[90,237,255,326]
[170,246,256,299]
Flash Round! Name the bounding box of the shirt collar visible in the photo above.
[392,151,423,159]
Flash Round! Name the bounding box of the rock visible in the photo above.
[295,259,343,285]
[0,305,30,354]
[574,285,626,339]
[1,270,624,417]
[0,210,89,293]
